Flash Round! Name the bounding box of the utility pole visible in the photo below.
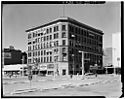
[21,56,24,76]
[72,54,74,75]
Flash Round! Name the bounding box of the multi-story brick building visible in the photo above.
[26,17,103,76]
[3,46,27,65]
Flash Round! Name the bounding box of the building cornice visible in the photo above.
[26,17,103,35]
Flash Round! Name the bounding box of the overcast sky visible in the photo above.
[2,2,121,51]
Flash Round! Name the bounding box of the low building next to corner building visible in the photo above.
[3,46,27,65]
[26,17,104,76]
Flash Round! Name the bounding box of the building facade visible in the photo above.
[26,17,103,76]
[112,32,121,68]
[3,46,27,65]
[103,47,113,67]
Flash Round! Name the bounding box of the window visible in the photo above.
[38,57,40,63]
[46,51,49,55]
[38,38,40,43]
[44,57,46,62]
[41,43,43,49]
[38,44,40,49]
[56,41,59,46]
[50,28,52,33]
[47,42,49,48]
[28,46,31,51]
[54,56,58,62]
[28,52,32,57]
[36,51,37,56]
[35,45,37,50]
[62,25,66,31]
[50,35,52,40]
[54,27,56,32]
[54,33,58,39]
[47,36,49,41]
[54,26,59,32]
[54,48,58,54]
[44,36,46,41]
[35,38,37,43]
[50,51,52,55]
[33,52,35,56]
[41,57,43,63]
[33,33,35,38]
[75,27,78,33]
[50,56,52,62]
[50,42,52,47]
[41,37,43,42]
[28,59,32,64]
[62,40,66,45]
[44,50,46,55]
[47,57,49,62]
[38,33,40,36]
[33,41,35,44]
[54,41,59,46]
[28,34,31,39]
[47,29,49,34]
[54,34,56,39]
[41,50,43,55]
[62,48,66,53]
[43,43,46,48]
[38,51,40,56]
[56,26,59,31]
[62,32,66,38]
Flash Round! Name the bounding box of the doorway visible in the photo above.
[62,69,66,75]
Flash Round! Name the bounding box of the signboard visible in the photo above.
[47,64,54,69]
[4,52,11,59]
[39,65,47,71]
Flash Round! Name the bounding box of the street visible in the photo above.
[2,74,122,98]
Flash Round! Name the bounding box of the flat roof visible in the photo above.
[26,17,103,35]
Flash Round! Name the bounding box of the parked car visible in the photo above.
[85,73,94,76]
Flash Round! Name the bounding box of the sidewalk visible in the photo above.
[3,74,121,96]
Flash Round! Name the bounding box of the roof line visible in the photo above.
[25,17,103,34]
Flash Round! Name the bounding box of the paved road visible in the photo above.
[2,74,122,98]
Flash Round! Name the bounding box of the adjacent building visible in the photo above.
[103,47,113,67]
[112,32,121,68]
[3,46,27,65]
[26,17,103,76]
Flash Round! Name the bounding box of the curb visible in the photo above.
[11,80,104,95]
[11,88,39,95]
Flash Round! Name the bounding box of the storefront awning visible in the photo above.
[3,64,27,71]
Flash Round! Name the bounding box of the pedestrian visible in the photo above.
[95,73,97,77]
[9,73,12,78]
[70,74,73,79]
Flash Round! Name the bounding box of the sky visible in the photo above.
[2,2,121,52]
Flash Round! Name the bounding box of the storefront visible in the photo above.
[47,64,55,75]
[39,64,47,76]
[3,64,27,76]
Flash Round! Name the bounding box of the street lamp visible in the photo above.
[117,57,120,74]
[79,51,84,79]
[113,48,116,75]
[34,58,38,76]
[21,57,25,76]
